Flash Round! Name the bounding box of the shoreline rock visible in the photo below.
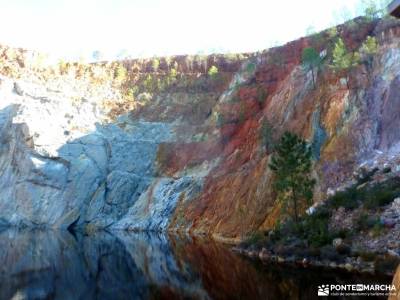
[234,246,397,277]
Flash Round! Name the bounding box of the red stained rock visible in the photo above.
[154,19,400,240]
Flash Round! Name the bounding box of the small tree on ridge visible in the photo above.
[331,38,360,89]
[301,47,322,89]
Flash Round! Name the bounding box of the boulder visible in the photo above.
[332,238,343,248]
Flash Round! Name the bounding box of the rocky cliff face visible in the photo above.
[0,17,400,241]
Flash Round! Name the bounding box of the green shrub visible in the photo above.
[328,177,400,210]
[246,62,256,73]
[301,47,322,88]
[329,187,362,209]
[126,86,139,99]
[269,219,293,242]
[331,38,360,88]
[356,167,378,185]
[364,183,400,209]
[244,231,265,246]
[357,213,372,230]
[301,208,334,247]
[356,213,383,233]
[143,74,155,92]
[371,222,385,237]
[359,35,379,79]
[152,58,160,72]
[327,27,338,39]
[271,207,335,247]
[114,64,128,83]
[167,68,178,85]
[207,65,219,78]
[259,120,275,152]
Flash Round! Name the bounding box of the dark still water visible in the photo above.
[0,229,392,300]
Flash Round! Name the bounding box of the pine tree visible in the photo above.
[269,132,316,223]
[301,47,322,89]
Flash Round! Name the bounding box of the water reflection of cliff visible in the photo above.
[0,230,391,300]
[0,230,267,300]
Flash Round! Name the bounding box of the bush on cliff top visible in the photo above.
[207,65,218,78]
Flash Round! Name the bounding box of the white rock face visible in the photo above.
[113,177,203,231]
[0,75,202,230]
